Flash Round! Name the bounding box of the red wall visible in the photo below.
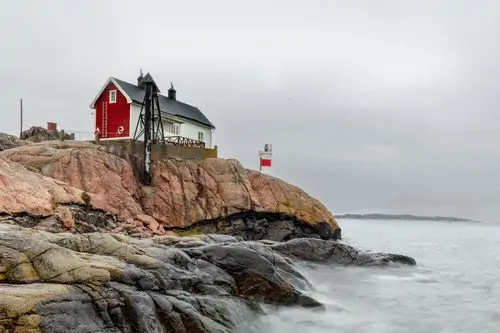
[95,82,130,138]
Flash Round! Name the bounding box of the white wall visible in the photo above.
[129,103,214,147]
[129,104,142,140]
[179,121,213,148]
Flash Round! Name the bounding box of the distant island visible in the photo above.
[335,213,478,222]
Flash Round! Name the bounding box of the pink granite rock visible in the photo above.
[0,141,339,236]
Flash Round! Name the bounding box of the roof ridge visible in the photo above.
[111,76,215,128]
[115,77,201,109]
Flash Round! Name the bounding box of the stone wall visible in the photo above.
[93,139,218,161]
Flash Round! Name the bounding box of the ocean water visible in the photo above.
[238,219,500,332]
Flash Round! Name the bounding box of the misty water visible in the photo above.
[237,218,500,332]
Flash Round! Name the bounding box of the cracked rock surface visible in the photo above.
[0,223,415,333]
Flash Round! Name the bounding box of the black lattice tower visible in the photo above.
[132,71,165,184]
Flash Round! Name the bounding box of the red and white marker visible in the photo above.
[259,144,273,175]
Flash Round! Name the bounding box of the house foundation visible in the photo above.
[94,139,218,162]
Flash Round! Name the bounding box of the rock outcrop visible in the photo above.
[19,126,71,142]
[0,222,415,333]
[0,133,26,152]
[0,140,340,240]
[1,127,71,152]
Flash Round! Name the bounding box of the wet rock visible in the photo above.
[268,238,417,266]
[0,223,333,333]
[0,222,416,333]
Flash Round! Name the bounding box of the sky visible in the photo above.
[1,0,500,222]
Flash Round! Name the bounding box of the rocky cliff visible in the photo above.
[0,140,340,240]
[0,135,417,333]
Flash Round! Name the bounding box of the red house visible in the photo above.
[89,73,215,147]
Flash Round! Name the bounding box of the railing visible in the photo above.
[165,136,205,148]
[32,130,207,149]
[62,130,122,141]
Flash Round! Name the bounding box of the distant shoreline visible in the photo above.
[335,213,478,223]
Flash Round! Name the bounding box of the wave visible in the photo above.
[369,272,438,283]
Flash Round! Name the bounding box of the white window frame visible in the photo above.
[173,124,180,135]
[198,131,204,142]
[164,121,180,135]
[109,90,117,104]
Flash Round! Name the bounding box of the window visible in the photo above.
[198,131,204,142]
[164,121,180,135]
[109,90,117,103]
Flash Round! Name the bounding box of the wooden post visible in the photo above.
[20,98,23,138]
[60,130,65,141]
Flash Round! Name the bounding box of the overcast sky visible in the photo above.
[1,0,500,222]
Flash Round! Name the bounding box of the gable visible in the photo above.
[95,82,128,106]
[89,77,132,109]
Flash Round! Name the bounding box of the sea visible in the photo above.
[236,218,500,333]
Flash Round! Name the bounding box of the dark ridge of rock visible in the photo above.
[1,206,342,242]
[269,238,417,266]
[0,223,416,333]
[173,211,342,242]
[0,204,123,234]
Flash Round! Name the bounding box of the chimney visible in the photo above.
[168,82,177,100]
[47,122,57,131]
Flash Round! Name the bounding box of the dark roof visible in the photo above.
[113,77,215,128]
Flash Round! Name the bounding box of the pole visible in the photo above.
[20,98,23,138]
[143,82,152,185]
